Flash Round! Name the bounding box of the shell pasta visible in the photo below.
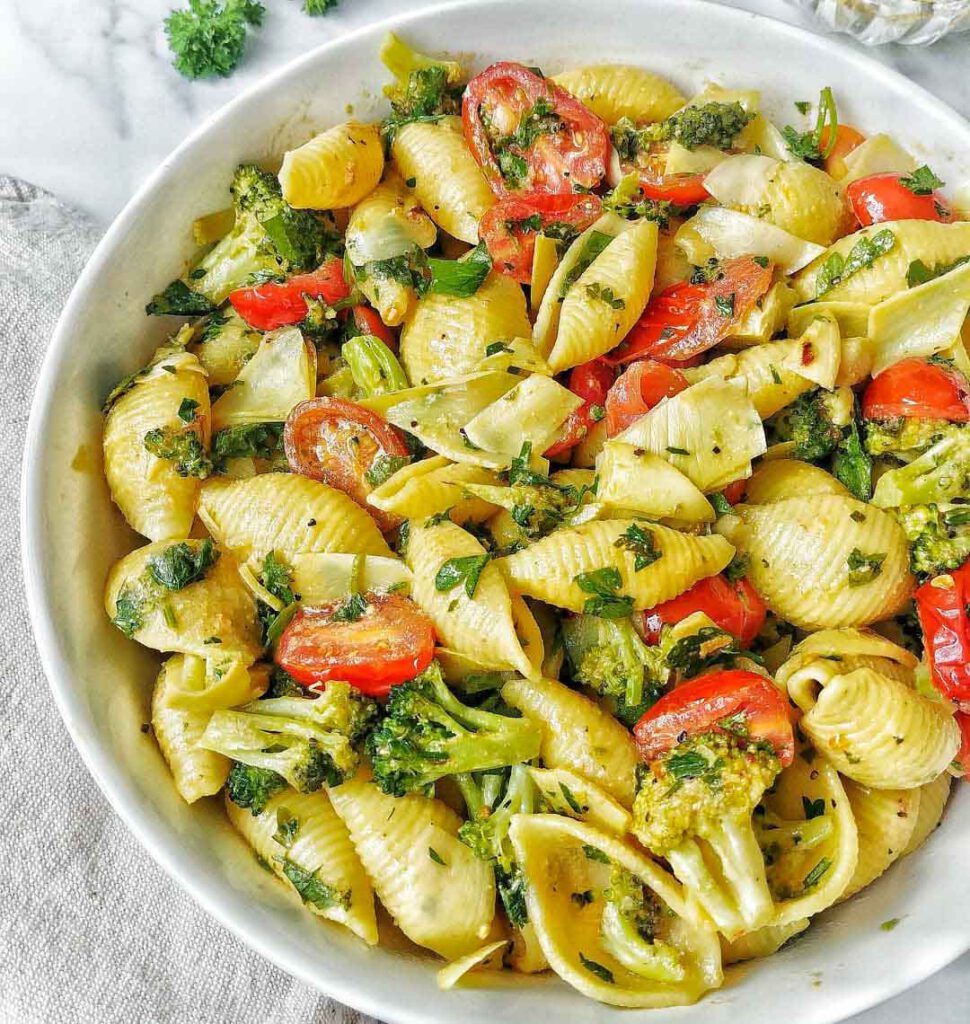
[103,33,970,1011]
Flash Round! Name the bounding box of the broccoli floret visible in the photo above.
[201,682,377,793]
[148,164,340,312]
[864,417,957,458]
[164,0,264,81]
[872,429,970,508]
[143,425,212,478]
[226,761,287,814]
[366,662,541,796]
[457,766,536,928]
[894,504,970,579]
[632,733,780,856]
[600,865,687,982]
[777,390,842,462]
[379,33,465,140]
[211,422,284,468]
[562,616,669,727]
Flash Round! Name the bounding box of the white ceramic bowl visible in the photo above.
[22,1,970,1021]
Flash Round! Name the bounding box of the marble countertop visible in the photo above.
[3,0,968,1021]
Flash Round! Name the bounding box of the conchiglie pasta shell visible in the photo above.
[502,676,638,807]
[391,117,495,244]
[407,521,535,678]
[546,219,659,374]
[740,160,846,246]
[152,655,230,803]
[345,169,437,267]
[508,815,722,1008]
[901,772,951,857]
[279,121,384,210]
[760,752,858,925]
[189,311,261,387]
[839,780,919,901]
[719,495,913,629]
[327,776,495,959]
[498,519,734,614]
[551,65,686,124]
[799,668,961,789]
[103,353,209,542]
[400,271,531,385]
[198,473,390,569]
[526,766,632,835]
[743,459,849,505]
[368,455,500,524]
[793,220,970,304]
[105,541,262,661]
[226,787,378,944]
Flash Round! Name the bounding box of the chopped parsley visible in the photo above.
[801,856,833,892]
[260,550,295,606]
[614,523,662,571]
[781,86,838,165]
[435,553,491,599]
[573,567,634,619]
[585,282,626,309]
[329,592,369,623]
[148,539,219,591]
[579,953,614,984]
[815,229,896,298]
[571,890,595,907]
[364,453,410,487]
[846,548,886,587]
[714,292,736,318]
[802,796,825,820]
[177,398,200,422]
[428,846,446,866]
[582,844,611,864]
[899,165,944,196]
[559,231,614,299]
[272,807,301,848]
[906,255,970,288]
[280,859,351,910]
[143,424,211,478]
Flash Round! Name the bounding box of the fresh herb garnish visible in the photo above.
[614,523,662,571]
[435,554,491,599]
[899,165,944,196]
[573,567,634,619]
[846,548,885,587]
[815,229,896,298]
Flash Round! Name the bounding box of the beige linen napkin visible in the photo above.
[0,176,377,1024]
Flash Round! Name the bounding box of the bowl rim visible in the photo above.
[21,0,970,1020]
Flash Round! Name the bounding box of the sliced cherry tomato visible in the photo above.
[479,193,602,283]
[820,124,865,179]
[284,397,410,532]
[633,669,795,766]
[349,304,396,350]
[229,258,351,331]
[721,478,748,505]
[545,359,615,457]
[955,712,970,781]
[914,560,970,708]
[638,167,710,205]
[463,62,610,197]
[604,359,688,437]
[605,256,774,365]
[846,172,953,227]
[276,592,436,698]
[862,358,970,423]
[637,574,768,649]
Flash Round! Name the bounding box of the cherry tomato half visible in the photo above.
[914,559,970,709]
[862,358,970,423]
[479,193,602,283]
[284,397,410,532]
[820,124,865,180]
[229,258,350,331]
[605,256,774,365]
[349,304,396,350]
[463,62,610,197]
[276,592,436,698]
[604,359,688,437]
[633,669,795,766]
[545,359,615,457]
[637,574,768,649]
[955,712,970,781]
[846,173,953,227]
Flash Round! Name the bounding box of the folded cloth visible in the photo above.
[0,176,377,1024]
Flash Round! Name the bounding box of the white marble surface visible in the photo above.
[3,0,969,1020]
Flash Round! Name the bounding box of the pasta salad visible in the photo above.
[101,33,970,1007]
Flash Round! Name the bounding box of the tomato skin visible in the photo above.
[846,173,953,227]
[350,304,396,350]
[479,193,602,283]
[914,560,970,709]
[229,258,350,330]
[638,574,768,648]
[605,257,773,365]
[284,397,410,532]
[820,124,865,179]
[276,592,436,698]
[638,169,710,205]
[462,62,610,197]
[604,359,688,437]
[633,669,795,766]
[545,359,614,457]
[862,358,970,422]
[955,712,970,781]
[720,478,747,505]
